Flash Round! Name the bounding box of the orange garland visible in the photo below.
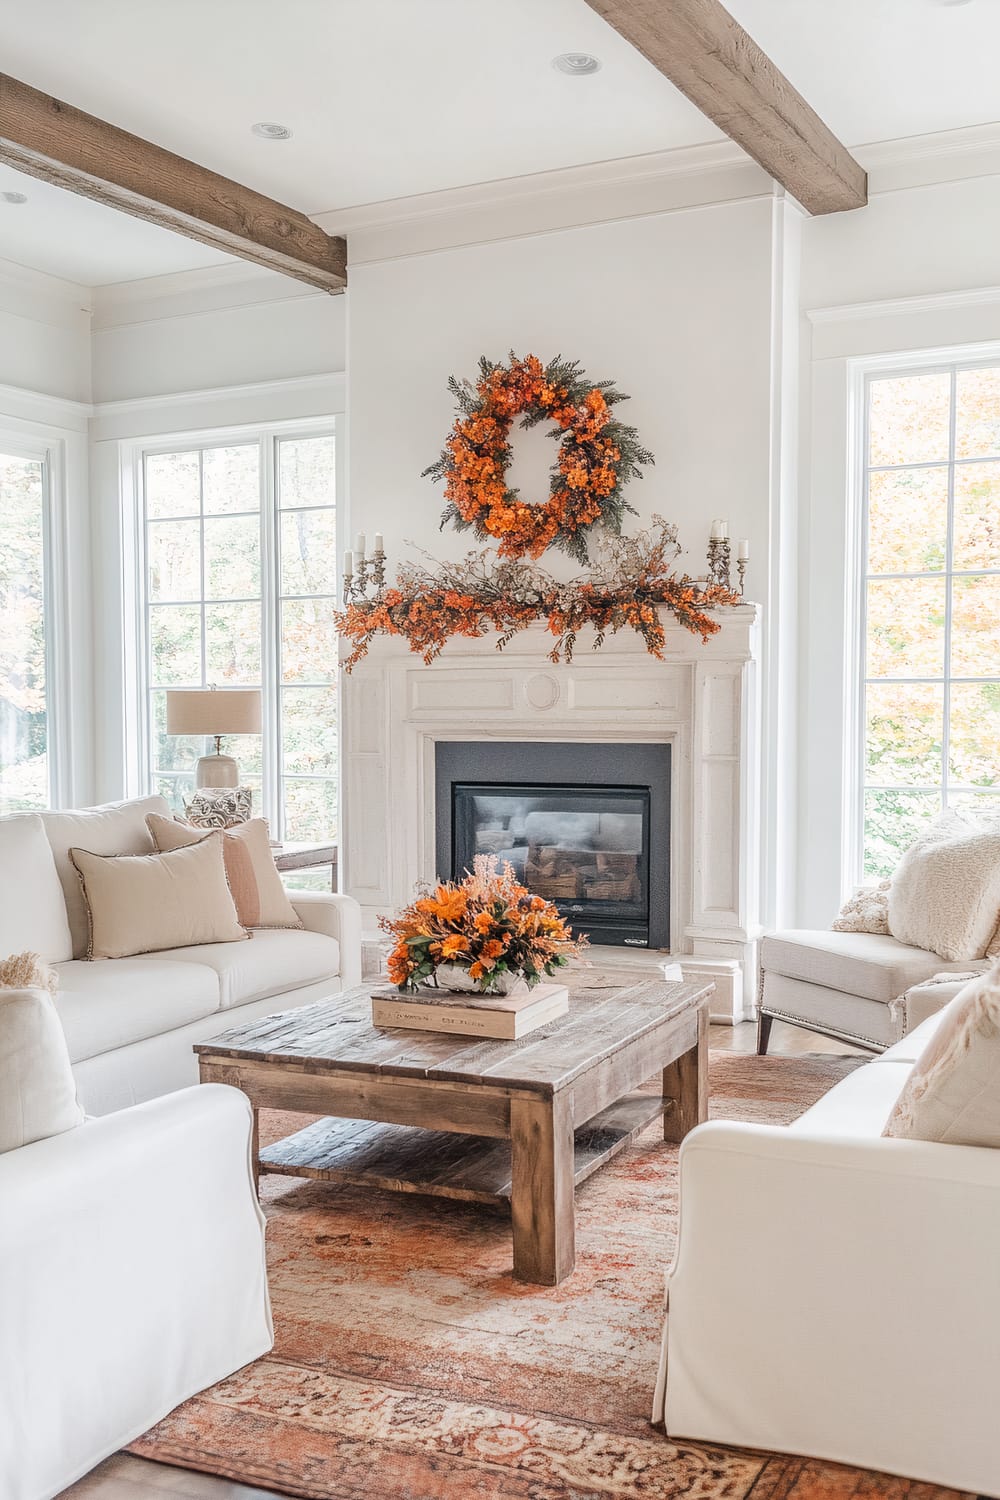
[334,521,742,671]
[423,353,654,562]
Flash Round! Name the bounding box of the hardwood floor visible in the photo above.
[58,1018,860,1500]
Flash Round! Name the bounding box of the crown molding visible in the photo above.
[0,255,91,331]
[859,120,1000,194]
[0,379,92,429]
[807,284,1000,362]
[7,118,1000,318]
[808,283,1000,326]
[316,138,755,233]
[89,370,345,442]
[321,141,772,263]
[94,369,344,417]
[91,260,322,330]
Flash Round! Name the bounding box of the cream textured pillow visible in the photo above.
[832,880,891,934]
[885,966,1000,1146]
[0,985,84,1153]
[69,834,248,960]
[887,817,1000,961]
[146,813,303,931]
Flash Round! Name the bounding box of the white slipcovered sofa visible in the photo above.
[655,1006,1000,1497]
[0,1082,273,1500]
[1,794,362,1114]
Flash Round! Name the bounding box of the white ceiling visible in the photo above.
[724,0,1000,146]
[0,0,998,287]
[0,165,234,285]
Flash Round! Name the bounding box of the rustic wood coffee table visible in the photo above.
[196,972,711,1285]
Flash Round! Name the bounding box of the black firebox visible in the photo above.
[435,742,670,949]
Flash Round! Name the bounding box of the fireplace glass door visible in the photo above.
[452,783,651,946]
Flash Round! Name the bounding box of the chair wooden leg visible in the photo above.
[756,1011,774,1055]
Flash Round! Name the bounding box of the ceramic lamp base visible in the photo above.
[195,752,239,789]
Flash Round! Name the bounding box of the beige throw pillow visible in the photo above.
[885,966,1000,1147]
[69,834,248,960]
[887,815,1000,961]
[146,813,303,930]
[832,880,891,934]
[0,985,84,1153]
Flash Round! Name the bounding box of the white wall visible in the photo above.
[91,277,345,404]
[348,198,776,576]
[348,193,801,929]
[798,168,1000,925]
[0,269,91,405]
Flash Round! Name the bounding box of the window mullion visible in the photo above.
[942,371,957,813]
[259,432,281,834]
[198,450,207,691]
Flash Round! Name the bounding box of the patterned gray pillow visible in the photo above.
[183,785,253,830]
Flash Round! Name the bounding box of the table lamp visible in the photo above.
[165,687,262,788]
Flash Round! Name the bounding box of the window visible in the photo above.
[139,425,338,842]
[861,362,1000,877]
[0,449,49,812]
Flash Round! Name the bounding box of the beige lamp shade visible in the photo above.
[166,688,262,737]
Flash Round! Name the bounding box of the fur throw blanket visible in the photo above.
[0,951,58,994]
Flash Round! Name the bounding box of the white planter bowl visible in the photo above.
[430,963,528,997]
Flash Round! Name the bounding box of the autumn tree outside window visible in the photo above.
[0,449,49,813]
[138,424,338,873]
[862,362,1000,877]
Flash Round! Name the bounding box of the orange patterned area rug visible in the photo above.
[130,1053,967,1500]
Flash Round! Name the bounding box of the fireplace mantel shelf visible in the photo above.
[341,601,761,1022]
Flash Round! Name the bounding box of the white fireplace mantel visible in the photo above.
[341,605,762,1020]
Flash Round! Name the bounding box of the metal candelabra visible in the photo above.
[343,544,387,604]
[736,557,747,597]
[706,536,732,591]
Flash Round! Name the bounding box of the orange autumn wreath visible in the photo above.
[423,353,654,563]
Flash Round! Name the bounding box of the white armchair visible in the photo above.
[0,1083,273,1500]
[654,1021,1000,1497]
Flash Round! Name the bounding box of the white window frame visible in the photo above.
[846,340,1000,883]
[0,420,78,810]
[122,415,341,836]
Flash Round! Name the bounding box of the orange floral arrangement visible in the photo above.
[380,855,586,993]
[335,518,742,670]
[423,353,654,562]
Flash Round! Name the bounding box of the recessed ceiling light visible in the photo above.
[251,121,293,140]
[1,191,28,205]
[552,52,602,76]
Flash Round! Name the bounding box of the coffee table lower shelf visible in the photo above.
[259,1090,664,1209]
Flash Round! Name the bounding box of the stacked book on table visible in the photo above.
[371,982,569,1039]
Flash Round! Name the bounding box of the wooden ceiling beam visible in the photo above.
[0,73,347,291]
[582,0,866,215]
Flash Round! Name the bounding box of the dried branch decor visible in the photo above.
[335,518,741,670]
[423,353,654,563]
